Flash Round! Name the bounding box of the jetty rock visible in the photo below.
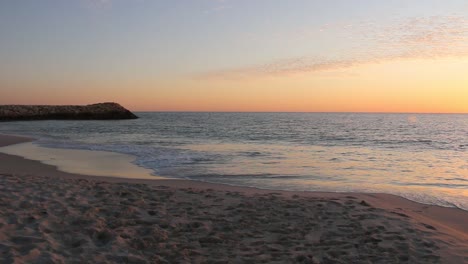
[0,103,138,121]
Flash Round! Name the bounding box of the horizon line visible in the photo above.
[133,111,468,115]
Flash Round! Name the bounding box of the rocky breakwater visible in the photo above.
[0,103,138,121]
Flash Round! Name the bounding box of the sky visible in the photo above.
[1,0,467,113]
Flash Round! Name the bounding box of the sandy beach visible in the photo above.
[0,134,467,263]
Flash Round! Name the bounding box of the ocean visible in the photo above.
[0,112,466,210]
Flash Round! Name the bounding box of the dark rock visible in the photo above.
[0,102,138,121]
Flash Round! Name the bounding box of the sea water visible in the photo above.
[0,113,466,210]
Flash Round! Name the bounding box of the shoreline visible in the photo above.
[0,133,467,262]
[1,133,466,211]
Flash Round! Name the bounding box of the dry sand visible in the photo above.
[0,134,467,263]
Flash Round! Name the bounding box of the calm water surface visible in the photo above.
[1,113,467,210]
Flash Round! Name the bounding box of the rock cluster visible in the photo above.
[0,103,138,121]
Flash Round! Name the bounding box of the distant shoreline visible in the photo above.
[0,103,138,121]
[133,111,468,115]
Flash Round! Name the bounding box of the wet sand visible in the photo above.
[0,134,467,263]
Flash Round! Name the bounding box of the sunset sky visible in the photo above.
[1,0,467,113]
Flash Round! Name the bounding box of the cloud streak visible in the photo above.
[198,15,468,80]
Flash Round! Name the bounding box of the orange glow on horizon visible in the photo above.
[2,57,467,114]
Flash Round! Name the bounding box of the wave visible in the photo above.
[36,139,206,176]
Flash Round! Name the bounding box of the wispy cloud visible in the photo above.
[198,15,468,79]
[366,16,468,57]
[197,57,359,80]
